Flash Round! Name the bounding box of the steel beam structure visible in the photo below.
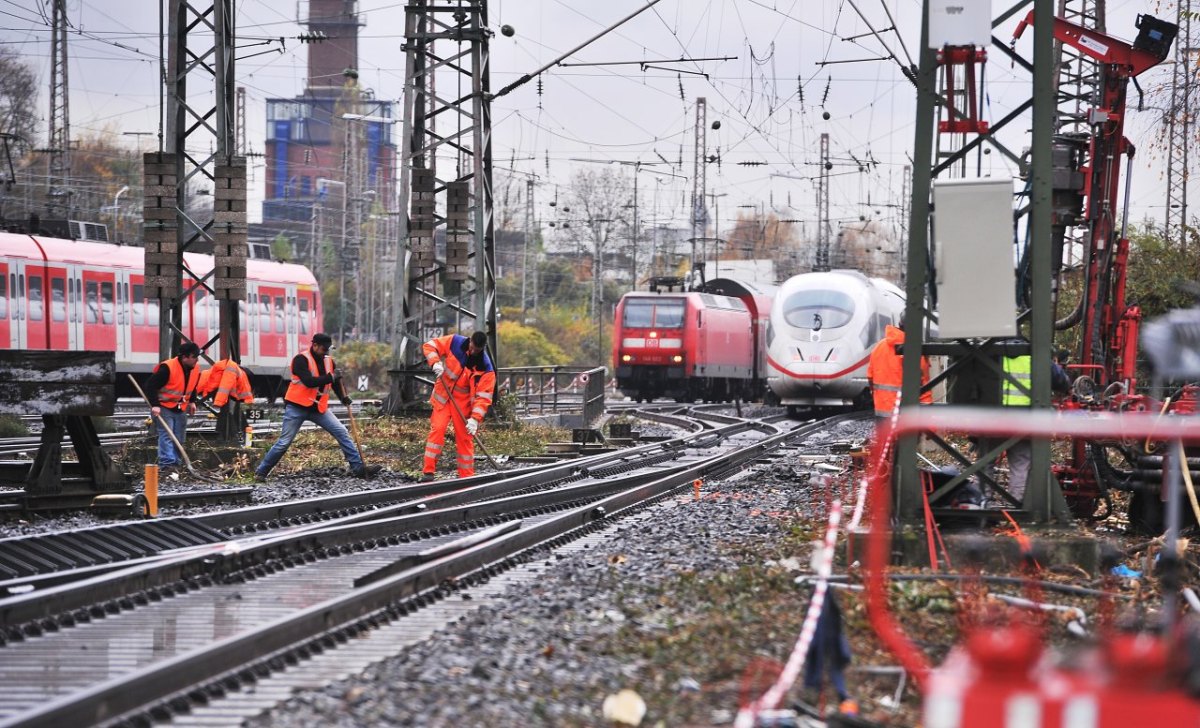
[815,133,831,271]
[690,97,708,282]
[1165,1,1194,247]
[46,0,70,216]
[387,0,497,411]
[160,0,247,440]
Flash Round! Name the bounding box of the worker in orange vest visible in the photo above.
[421,331,496,480]
[253,333,381,481]
[145,341,202,469]
[866,315,932,421]
[197,358,255,408]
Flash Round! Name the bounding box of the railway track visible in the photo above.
[0,408,860,727]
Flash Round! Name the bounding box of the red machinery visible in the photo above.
[867,407,1200,726]
[1012,13,1181,521]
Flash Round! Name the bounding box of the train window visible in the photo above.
[100,282,114,325]
[17,274,24,321]
[274,296,285,333]
[238,300,246,330]
[259,296,271,331]
[781,290,855,330]
[298,297,310,334]
[51,277,66,322]
[9,273,15,320]
[146,298,160,323]
[85,282,99,324]
[132,284,145,326]
[622,299,685,329]
[0,274,7,319]
[247,293,256,332]
[28,275,43,322]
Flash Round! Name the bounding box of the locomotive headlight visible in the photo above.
[649,331,658,338]
[672,355,683,363]
[621,354,632,362]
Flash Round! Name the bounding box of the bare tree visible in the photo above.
[0,48,38,152]
[566,166,632,363]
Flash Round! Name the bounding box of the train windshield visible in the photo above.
[781,289,855,330]
[622,299,685,329]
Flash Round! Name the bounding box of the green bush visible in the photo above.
[0,415,28,437]
[332,340,392,395]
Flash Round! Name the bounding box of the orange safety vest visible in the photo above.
[866,325,931,417]
[155,357,202,410]
[422,334,497,421]
[285,350,334,413]
[199,359,254,407]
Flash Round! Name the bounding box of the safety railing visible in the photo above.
[498,366,607,424]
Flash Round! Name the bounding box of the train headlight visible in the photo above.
[621,354,632,362]
[672,355,683,363]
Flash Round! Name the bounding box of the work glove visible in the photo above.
[432,361,445,379]
[465,418,479,436]
[341,397,353,406]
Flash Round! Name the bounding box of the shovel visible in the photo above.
[345,397,367,465]
[129,374,221,483]
[436,370,505,471]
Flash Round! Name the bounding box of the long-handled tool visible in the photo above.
[436,370,505,471]
[129,374,220,482]
[345,397,367,465]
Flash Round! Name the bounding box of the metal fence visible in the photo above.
[497,366,607,425]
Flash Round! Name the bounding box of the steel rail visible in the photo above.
[3,410,841,727]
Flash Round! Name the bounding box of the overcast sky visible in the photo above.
[0,0,1185,240]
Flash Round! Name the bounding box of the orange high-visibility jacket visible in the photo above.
[155,357,202,410]
[422,334,496,422]
[285,351,335,413]
[866,325,931,417]
[198,359,254,407]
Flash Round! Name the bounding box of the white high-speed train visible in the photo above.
[765,270,905,411]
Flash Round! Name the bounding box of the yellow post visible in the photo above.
[144,464,159,517]
[244,426,253,448]
[693,478,702,501]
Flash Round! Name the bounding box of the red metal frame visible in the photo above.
[937,46,990,135]
[866,407,1200,723]
[1012,13,1173,512]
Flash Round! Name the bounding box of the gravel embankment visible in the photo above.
[252,413,872,727]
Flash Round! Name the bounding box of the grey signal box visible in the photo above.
[932,178,1018,339]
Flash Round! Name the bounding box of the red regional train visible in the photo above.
[0,232,322,395]
[612,277,776,403]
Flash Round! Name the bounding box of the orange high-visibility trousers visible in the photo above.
[423,404,476,477]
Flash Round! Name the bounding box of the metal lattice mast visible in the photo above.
[157,0,247,439]
[387,0,496,410]
[815,132,831,271]
[690,97,707,278]
[46,0,70,216]
[899,163,911,283]
[235,86,246,155]
[523,177,534,313]
[1055,0,1105,269]
[1165,0,1193,246]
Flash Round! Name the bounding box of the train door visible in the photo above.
[257,284,287,361]
[81,267,117,352]
[242,287,257,364]
[20,261,49,349]
[114,271,132,362]
[43,264,69,348]
[9,264,25,348]
[0,260,12,349]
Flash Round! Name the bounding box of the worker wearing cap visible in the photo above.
[145,341,202,469]
[253,333,381,481]
[422,330,496,480]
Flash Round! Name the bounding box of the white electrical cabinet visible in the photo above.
[932,177,1017,339]
[928,0,993,48]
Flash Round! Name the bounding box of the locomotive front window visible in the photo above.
[781,289,855,330]
[622,299,685,329]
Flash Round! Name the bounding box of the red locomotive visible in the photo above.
[612,277,775,403]
[0,232,322,395]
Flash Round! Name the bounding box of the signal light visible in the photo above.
[672,355,683,363]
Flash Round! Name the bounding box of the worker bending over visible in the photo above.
[146,341,202,469]
[422,330,496,480]
[197,357,255,409]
